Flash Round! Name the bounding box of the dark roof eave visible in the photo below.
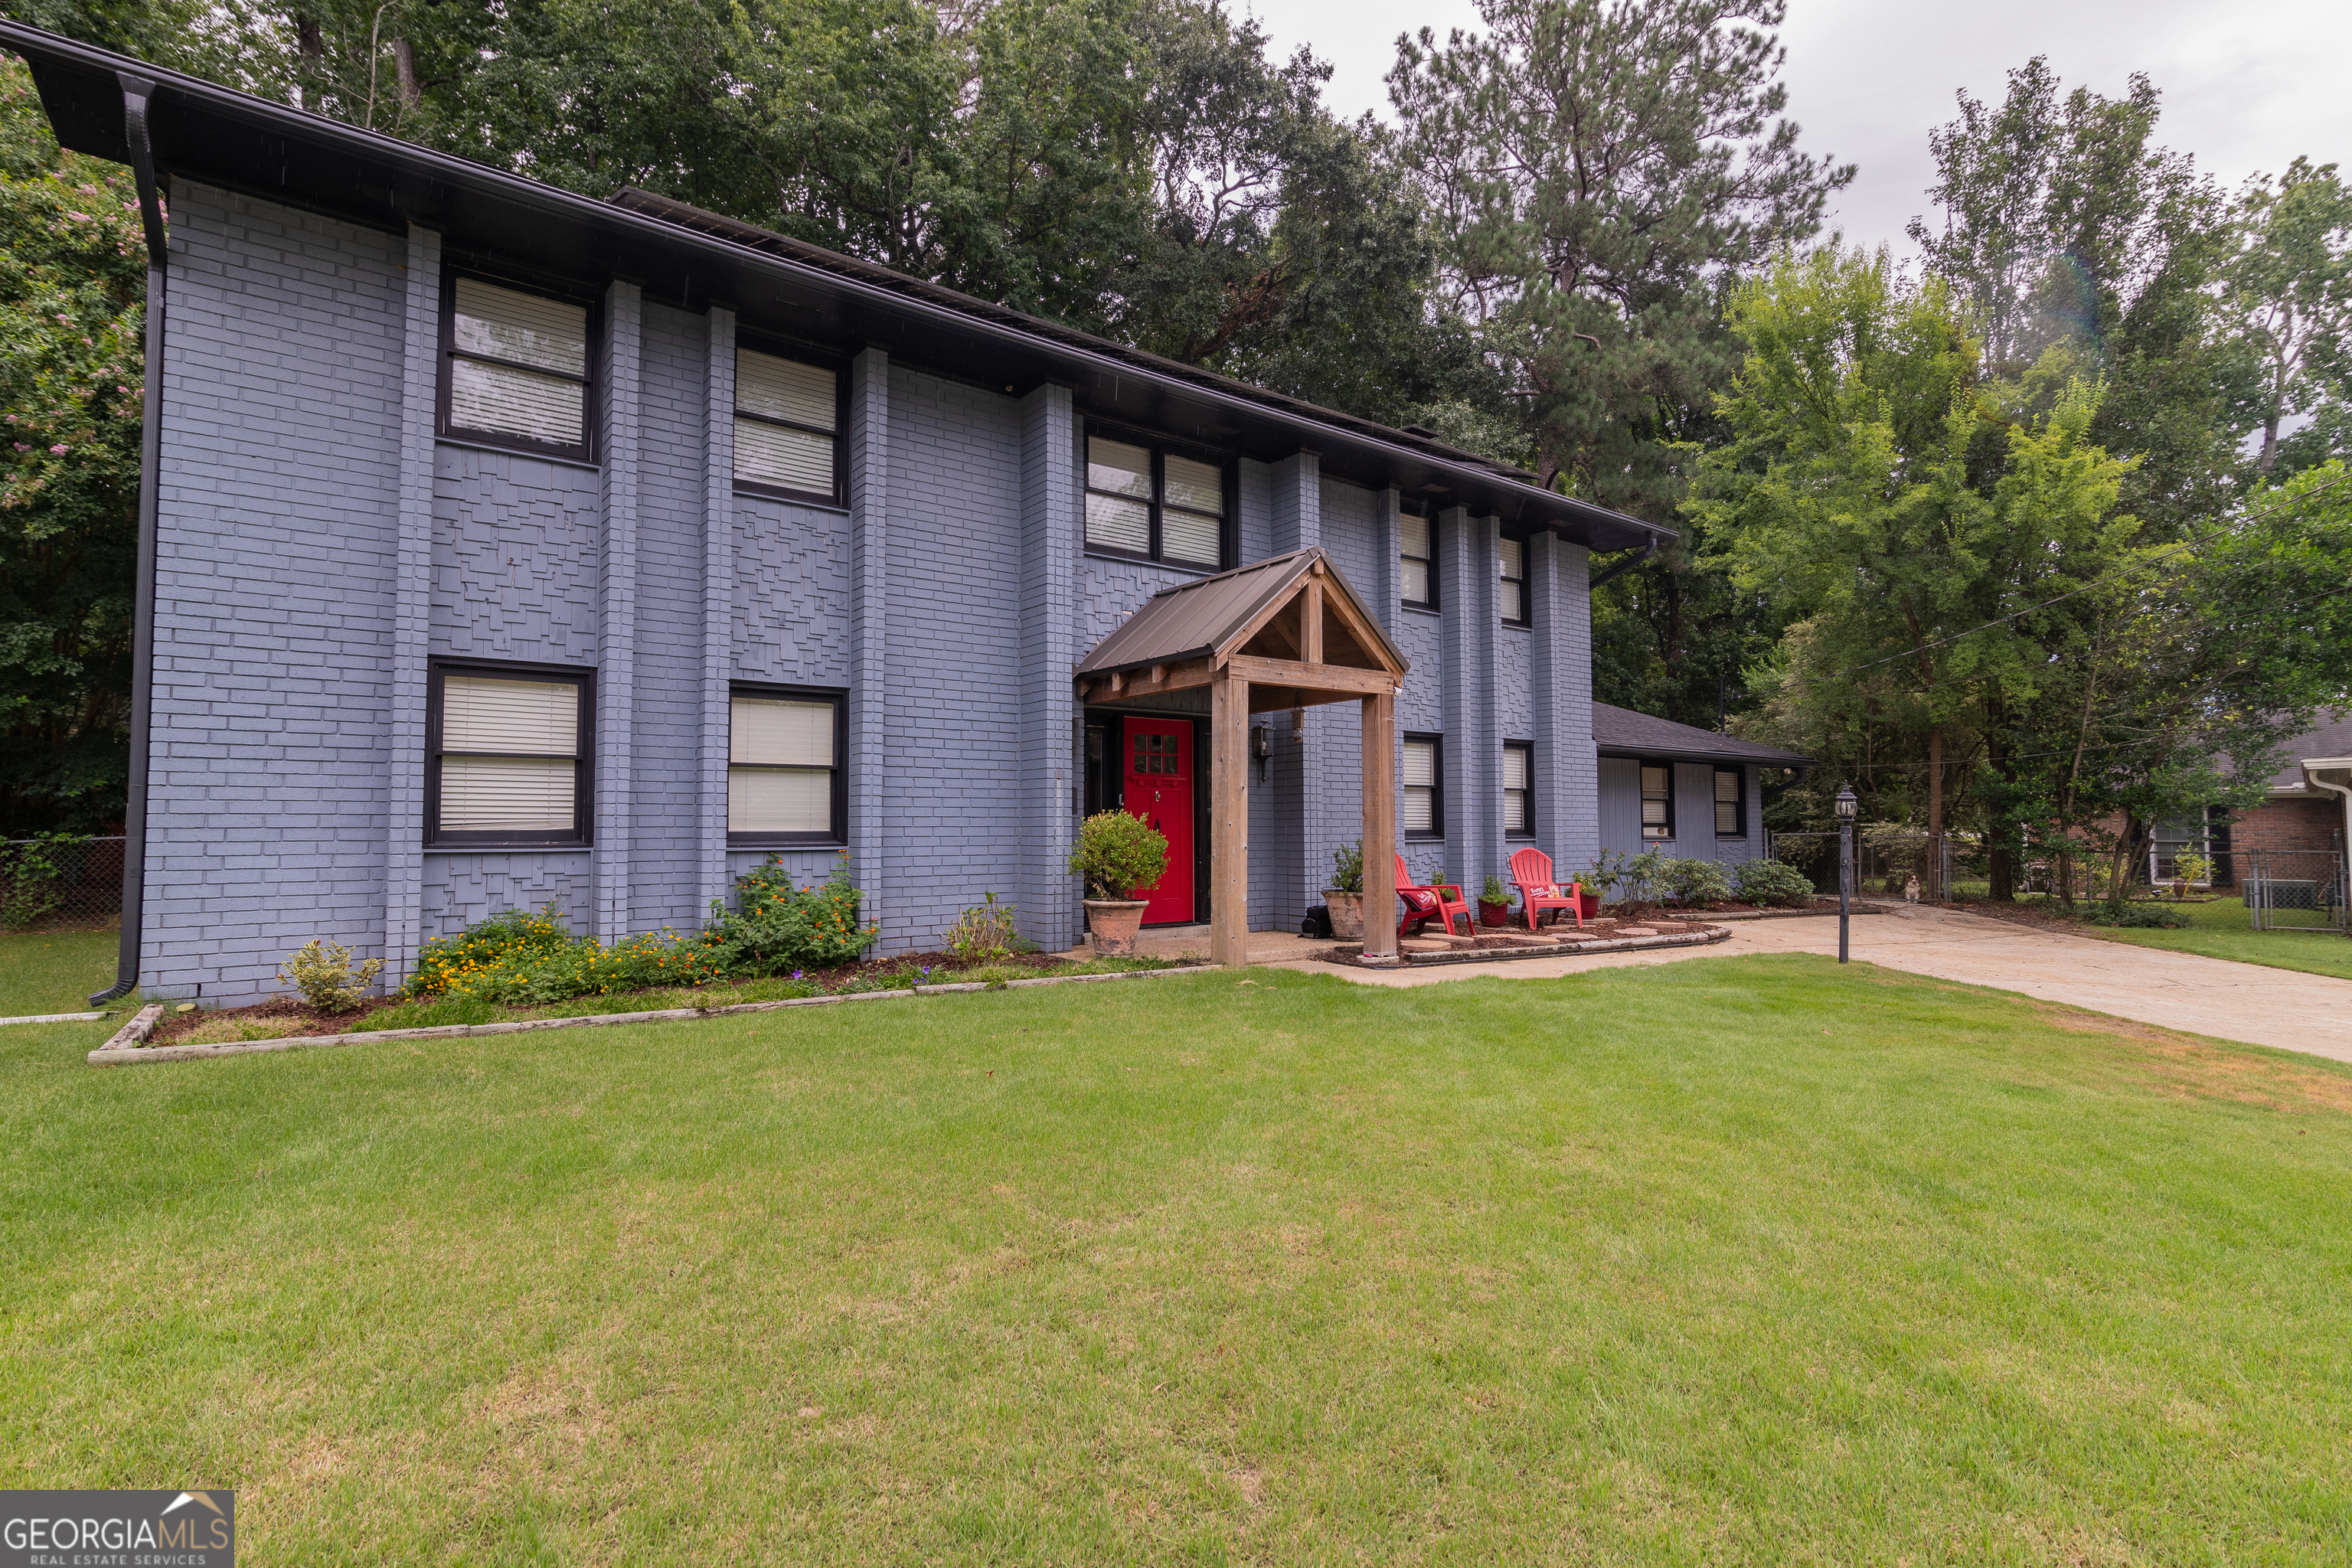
[3,19,1674,550]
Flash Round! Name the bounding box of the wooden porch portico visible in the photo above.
[1075,547,1407,965]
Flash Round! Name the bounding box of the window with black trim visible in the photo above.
[1499,534,1528,625]
[441,276,593,459]
[1641,763,1674,841]
[1713,768,1745,837]
[735,348,841,504]
[1504,742,1534,837]
[728,687,846,844]
[1085,433,1229,570]
[426,663,593,846]
[1400,505,1436,610]
[1403,733,1444,837]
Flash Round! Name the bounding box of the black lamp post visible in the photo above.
[1835,784,1858,963]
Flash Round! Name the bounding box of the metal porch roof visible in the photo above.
[1075,549,1406,678]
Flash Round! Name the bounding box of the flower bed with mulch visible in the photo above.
[144,949,1182,1049]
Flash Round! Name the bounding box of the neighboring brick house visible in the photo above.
[16,23,1700,1002]
[2155,713,2352,887]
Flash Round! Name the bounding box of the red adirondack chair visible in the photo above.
[1509,847,1586,931]
[1395,853,1473,942]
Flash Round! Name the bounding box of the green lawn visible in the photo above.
[5,949,2352,1564]
[0,925,119,1017]
[1997,894,2352,982]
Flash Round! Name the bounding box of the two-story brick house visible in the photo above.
[13,23,1802,1003]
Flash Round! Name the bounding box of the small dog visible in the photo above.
[1903,872,1922,903]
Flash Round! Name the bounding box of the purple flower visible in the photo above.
[48,444,67,455]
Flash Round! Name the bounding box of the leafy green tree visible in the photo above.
[2228,158,2352,475]
[0,55,144,833]
[1907,57,2241,539]
[1694,247,2145,894]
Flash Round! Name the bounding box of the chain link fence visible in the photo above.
[1767,830,1963,898]
[0,836,125,929]
[2240,848,2347,932]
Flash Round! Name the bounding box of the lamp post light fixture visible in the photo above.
[1834,784,1859,964]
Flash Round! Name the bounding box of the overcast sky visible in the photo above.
[1240,0,2352,256]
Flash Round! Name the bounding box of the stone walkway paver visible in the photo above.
[1210,906,2352,1063]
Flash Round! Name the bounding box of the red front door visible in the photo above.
[1122,717,1195,924]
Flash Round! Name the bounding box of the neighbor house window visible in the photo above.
[1084,433,1227,570]
[1713,768,1744,837]
[427,664,592,845]
[1641,763,1674,841]
[1403,734,1443,837]
[1400,506,1436,610]
[735,348,841,504]
[442,276,592,459]
[1499,535,1527,625]
[728,688,845,844]
[1504,743,1534,837]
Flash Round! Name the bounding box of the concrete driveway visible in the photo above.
[1246,904,2352,1063]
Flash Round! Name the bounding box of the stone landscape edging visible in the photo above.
[87,965,1221,1068]
[1345,923,1735,968]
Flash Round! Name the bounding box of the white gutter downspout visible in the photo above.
[2302,759,2352,914]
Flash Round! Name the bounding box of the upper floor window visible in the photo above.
[1713,768,1745,837]
[736,348,841,505]
[728,687,846,844]
[1641,764,1674,840]
[1086,434,1227,570]
[442,276,593,461]
[1499,534,1527,625]
[1400,506,1436,610]
[1504,742,1534,837]
[1403,733,1443,837]
[426,663,592,846]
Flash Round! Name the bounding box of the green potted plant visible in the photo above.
[1068,811,1168,955]
[1478,873,1511,927]
[1324,840,1366,939]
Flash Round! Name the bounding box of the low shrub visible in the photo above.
[1735,859,1817,907]
[706,854,877,975]
[2081,901,2193,929]
[280,937,384,1012]
[1659,857,1733,906]
[0,833,70,929]
[945,892,1024,963]
[407,906,577,998]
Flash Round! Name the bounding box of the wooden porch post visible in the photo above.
[1361,689,1397,958]
[1210,666,1250,965]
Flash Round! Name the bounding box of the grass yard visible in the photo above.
[5,946,2351,1564]
[0,925,119,1017]
[1994,893,2352,983]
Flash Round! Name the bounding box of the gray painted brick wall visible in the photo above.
[144,182,406,1001]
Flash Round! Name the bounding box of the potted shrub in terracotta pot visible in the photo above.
[1478,874,1512,927]
[1323,840,1365,940]
[1068,810,1168,956]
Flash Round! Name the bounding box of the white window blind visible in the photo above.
[728,694,838,838]
[447,278,588,447]
[1504,744,1530,835]
[1403,738,1438,835]
[1161,453,1223,567]
[735,351,838,497]
[1085,438,1153,555]
[1499,536,1525,622]
[1400,511,1432,606]
[1642,765,1672,839]
[436,674,581,836]
[1714,769,1740,835]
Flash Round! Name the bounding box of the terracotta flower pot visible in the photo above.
[1083,898,1150,956]
[1322,890,1364,940]
[1478,900,1511,927]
